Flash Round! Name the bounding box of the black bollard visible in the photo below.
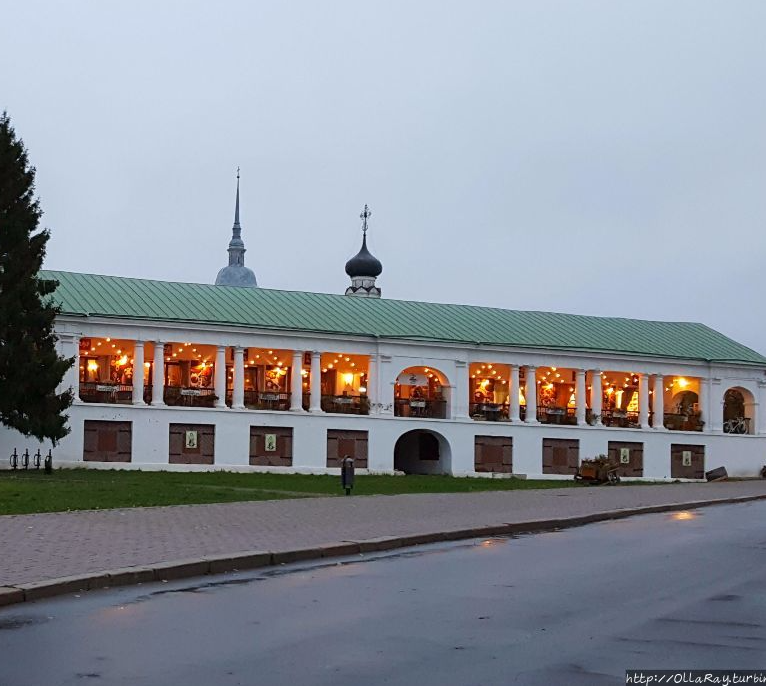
[33,449,42,470]
[341,456,355,496]
[9,448,18,470]
[21,449,29,470]
[44,450,53,474]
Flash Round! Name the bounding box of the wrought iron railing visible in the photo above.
[537,406,577,425]
[394,397,447,419]
[321,395,369,415]
[79,382,133,404]
[662,412,704,432]
[225,390,292,411]
[164,386,217,407]
[469,402,509,421]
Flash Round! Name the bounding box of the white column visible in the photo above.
[697,376,707,431]
[151,342,165,406]
[591,370,602,424]
[652,374,664,430]
[290,350,304,411]
[524,366,538,423]
[453,360,470,419]
[132,341,145,405]
[232,347,245,409]
[366,353,378,414]
[509,364,520,422]
[214,346,227,408]
[575,368,587,426]
[309,351,322,412]
[758,381,766,435]
[709,378,723,432]
[638,373,650,428]
[58,334,80,401]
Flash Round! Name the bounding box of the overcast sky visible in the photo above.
[3,1,765,354]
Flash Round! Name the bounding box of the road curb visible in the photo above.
[2,493,764,608]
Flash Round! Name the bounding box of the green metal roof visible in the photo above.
[40,270,766,365]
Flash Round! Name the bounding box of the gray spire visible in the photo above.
[227,167,245,263]
[233,167,241,232]
[215,168,258,288]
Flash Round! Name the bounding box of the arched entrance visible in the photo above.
[394,429,452,475]
[394,366,450,419]
[723,387,755,434]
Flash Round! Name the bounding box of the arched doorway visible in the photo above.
[394,366,450,419]
[394,429,451,475]
[723,387,755,434]
[672,390,698,415]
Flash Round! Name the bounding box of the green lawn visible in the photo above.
[0,468,582,515]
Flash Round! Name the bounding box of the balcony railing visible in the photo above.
[79,382,133,404]
[537,406,577,425]
[394,397,447,419]
[321,394,369,415]
[225,390,292,411]
[661,412,704,432]
[601,409,640,428]
[470,402,509,421]
[164,386,217,408]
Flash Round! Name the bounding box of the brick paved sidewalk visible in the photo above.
[1,481,764,587]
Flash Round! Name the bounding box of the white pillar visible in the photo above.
[509,364,520,422]
[524,366,538,424]
[214,346,227,408]
[758,381,766,435]
[290,350,304,411]
[638,373,650,428]
[366,353,378,414]
[709,378,723,432]
[132,341,145,405]
[453,361,470,419]
[232,347,245,409]
[309,351,322,412]
[575,368,587,425]
[151,342,165,406]
[591,370,602,424]
[58,334,81,401]
[652,374,664,430]
[697,376,707,430]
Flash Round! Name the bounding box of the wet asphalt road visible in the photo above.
[1,502,765,686]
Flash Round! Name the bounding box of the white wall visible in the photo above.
[2,316,763,479]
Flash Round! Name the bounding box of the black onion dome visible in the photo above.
[345,235,382,277]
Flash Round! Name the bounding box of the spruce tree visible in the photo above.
[0,112,73,443]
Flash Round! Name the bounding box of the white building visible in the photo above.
[2,193,765,480]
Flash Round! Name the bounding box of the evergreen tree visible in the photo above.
[0,112,72,443]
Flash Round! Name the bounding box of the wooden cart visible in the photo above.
[575,456,621,485]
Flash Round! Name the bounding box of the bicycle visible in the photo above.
[723,417,750,434]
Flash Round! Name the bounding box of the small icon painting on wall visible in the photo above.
[185,431,198,450]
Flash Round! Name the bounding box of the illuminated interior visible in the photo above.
[600,370,640,414]
[229,347,293,395]
[319,352,369,396]
[162,342,217,389]
[665,376,700,414]
[395,366,448,401]
[535,366,579,410]
[469,362,510,405]
[78,337,152,387]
